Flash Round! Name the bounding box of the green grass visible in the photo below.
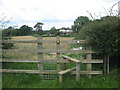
[2,61,120,88]
[2,72,120,88]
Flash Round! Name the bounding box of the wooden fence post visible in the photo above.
[86,46,92,78]
[76,62,80,81]
[56,36,61,71]
[103,55,107,74]
[37,36,43,72]
[59,74,63,83]
[107,55,109,74]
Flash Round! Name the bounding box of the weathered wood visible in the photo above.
[62,55,81,63]
[56,36,61,71]
[1,36,104,82]
[1,59,69,63]
[107,55,109,74]
[1,59,103,64]
[103,55,107,74]
[1,69,57,74]
[72,71,103,74]
[59,74,63,83]
[76,63,80,81]
[1,40,86,44]
[2,49,96,53]
[1,69,102,75]
[81,59,103,63]
[86,46,92,78]
[37,37,43,72]
[58,67,76,75]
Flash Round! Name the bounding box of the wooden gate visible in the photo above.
[1,36,103,82]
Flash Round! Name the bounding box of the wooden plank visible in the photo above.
[2,49,96,53]
[81,59,103,63]
[1,59,103,63]
[62,55,81,63]
[1,40,86,44]
[1,69,102,75]
[59,74,63,83]
[1,69,58,74]
[86,46,92,78]
[72,71,103,74]
[76,63,80,81]
[37,37,43,72]
[58,67,76,75]
[1,59,69,63]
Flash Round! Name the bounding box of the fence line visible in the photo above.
[1,36,103,83]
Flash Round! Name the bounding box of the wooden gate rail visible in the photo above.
[2,49,95,54]
[58,67,76,83]
[1,59,103,63]
[1,40,86,44]
[0,69,57,74]
[58,55,81,82]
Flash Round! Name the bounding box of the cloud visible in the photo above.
[0,0,119,30]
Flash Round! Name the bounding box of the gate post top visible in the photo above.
[56,40,60,44]
[56,36,60,44]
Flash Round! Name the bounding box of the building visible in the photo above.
[59,27,73,35]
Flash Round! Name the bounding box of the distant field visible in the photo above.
[4,36,74,59]
[12,36,73,49]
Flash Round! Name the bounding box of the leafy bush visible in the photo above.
[77,16,120,56]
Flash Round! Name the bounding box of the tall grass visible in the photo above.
[2,72,119,88]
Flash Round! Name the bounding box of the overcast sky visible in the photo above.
[0,0,119,30]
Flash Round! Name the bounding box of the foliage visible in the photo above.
[2,27,14,49]
[49,27,59,36]
[18,25,33,36]
[2,25,33,37]
[2,27,14,37]
[76,16,120,56]
[71,16,90,34]
[34,22,44,35]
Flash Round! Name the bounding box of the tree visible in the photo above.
[0,14,14,49]
[72,16,90,34]
[76,16,120,73]
[34,22,44,35]
[18,25,33,36]
[49,27,59,36]
[77,16,119,56]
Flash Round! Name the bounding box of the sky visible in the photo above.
[0,0,119,30]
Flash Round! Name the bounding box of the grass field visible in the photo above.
[2,36,120,88]
[3,36,74,59]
